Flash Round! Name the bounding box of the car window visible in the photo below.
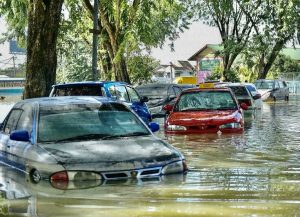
[114,86,129,102]
[175,91,237,111]
[126,86,140,102]
[274,81,280,89]
[136,86,168,98]
[173,86,182,96]
[15,105,33,133]
[38,103,150,143]
[255,81,274,89]
[228,86,249,97]
[53,85,103,96]
[4,109,23,134]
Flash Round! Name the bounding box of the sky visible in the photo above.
[151,22,222,65]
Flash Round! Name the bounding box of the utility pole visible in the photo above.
[92,0,99,81]
[170,62,173,83]
[12,56,16,77]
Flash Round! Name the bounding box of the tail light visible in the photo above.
[239,99,252,106]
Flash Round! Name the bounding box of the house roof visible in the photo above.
[281,48,300,61]
[188,44,223,61]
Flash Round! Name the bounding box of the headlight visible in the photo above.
[149,105,163,114]
[219,122,241,129]
[167,125,187,131]
[162,161,186,175]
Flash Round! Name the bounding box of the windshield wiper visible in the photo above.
[180,108,209,112]
[101,132,150,140]
[54,134,111,142]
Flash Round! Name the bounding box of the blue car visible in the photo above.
[49,81,151,123]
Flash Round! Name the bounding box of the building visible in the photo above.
[152,61,195,83]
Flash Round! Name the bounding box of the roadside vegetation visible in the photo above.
[0,0,299,98]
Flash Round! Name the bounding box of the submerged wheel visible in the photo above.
[30,169,41,184]
[273,97,276,102]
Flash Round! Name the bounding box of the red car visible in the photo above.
[163,87,248,134]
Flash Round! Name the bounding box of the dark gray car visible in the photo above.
[135,83,183,118]
[254,79,289,101]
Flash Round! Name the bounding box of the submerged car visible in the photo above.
[163,87,248,134]
[50,81,151,123]
[216,83,260,110]
[244,83,262,109]
[135,83,183,118]
[0,97,187,185]
[254,79,289,102]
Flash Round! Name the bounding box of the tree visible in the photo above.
[83,0,191,83]
[127,51,160,84]
[240,0,300,79]
[189,0,255,81]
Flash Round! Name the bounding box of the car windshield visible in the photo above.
[53,85,103,96]
[228,86,249,97]
[38,103,150,143]
[175,91,237,111]
[255,81,273,89]
[136,86,168,99]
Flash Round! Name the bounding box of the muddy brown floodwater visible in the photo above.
[1,95,300,216]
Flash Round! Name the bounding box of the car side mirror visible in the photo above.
[10,130,30,142]
[240,103,248,111]
[140,96,149,103]
[253,94,261,100]
[163,104,173,112]
[148,122,160,133]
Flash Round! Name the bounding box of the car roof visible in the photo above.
[52,81,128,88]
[13,96,117,108]
[135,83,174,89]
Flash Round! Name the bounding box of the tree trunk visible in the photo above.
[24,0,64,99]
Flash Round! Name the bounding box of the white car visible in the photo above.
[244,83,262,109]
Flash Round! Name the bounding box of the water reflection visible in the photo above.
[1,97,300,216]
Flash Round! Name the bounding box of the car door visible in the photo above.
[273,81,281,99]
[0,109,22,167]
[126,86,151,123]
[10,105,34,169]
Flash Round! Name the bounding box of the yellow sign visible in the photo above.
[199,83,215,88]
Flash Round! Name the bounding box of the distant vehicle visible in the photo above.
[163,87,248,134]
[173,76,197,85]
[254,79,289,101]
[0,96,187,185]
[244,83,262,109]
[135,83,183,118]
[216,83,260,110]
[49,81,151,123]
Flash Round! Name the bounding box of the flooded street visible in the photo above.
[1,97,300,216]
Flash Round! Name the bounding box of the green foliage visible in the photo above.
[127,53,160,85]
[268,54,300,80]
[0,0,28,45]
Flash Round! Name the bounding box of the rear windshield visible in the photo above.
[228,86,249,96]
[52,85,103,96]
[255,81,273,89]
[136,86,168,98]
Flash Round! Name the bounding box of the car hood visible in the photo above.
[167,110,240,126]
[146,97,166,107]
[257,89,271,96]
[41,136,181,171]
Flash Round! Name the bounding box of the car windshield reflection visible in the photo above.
[38,103,150,143]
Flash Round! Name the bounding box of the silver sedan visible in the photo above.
[0,96,187,188]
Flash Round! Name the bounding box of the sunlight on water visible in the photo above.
[1,95,300,216]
